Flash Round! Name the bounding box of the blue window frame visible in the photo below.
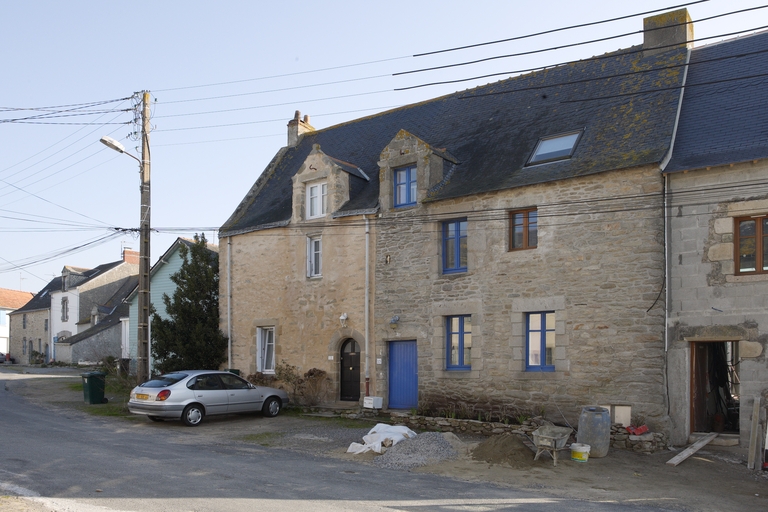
[526,312,555,372]
[442,219,468,273]
[446,315,471,370]
[394,166,417,207]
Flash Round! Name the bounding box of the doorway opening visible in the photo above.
[690,341,740,433]
[339,339,360,401]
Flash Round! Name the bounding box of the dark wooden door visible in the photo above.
[340,339,360,401]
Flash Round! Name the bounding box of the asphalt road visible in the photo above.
[0,375,673,512]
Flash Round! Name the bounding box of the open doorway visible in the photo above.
[690,341,740,433]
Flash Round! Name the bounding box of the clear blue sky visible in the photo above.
[1,0,765,292]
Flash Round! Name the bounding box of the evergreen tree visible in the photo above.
[151,234,227,373]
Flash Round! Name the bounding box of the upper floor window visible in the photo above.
[446,315,471,370]
[510,209,537,250]
[44,319,48,332]
[442,219,468,274]
[526,312,555,372]
[394,166,417,208]
[22,314,27,329]
[256,326,276,373]
[307,236,322,277]
[61,297,69,322]
[306,182,327,219]
[528,131,582,165]
[735,216,768,274]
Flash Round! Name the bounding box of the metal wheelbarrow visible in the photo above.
[532,425,572,466]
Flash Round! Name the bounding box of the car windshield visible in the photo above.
[140,373,188,388]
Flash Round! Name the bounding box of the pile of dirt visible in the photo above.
[471,433,535,468]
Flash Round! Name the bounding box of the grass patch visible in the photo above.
[65,382,83,392]
[239,432,284,446]
[77,400,132,418]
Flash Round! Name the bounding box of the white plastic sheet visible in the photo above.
[347,423,417,454]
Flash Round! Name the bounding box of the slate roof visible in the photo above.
[222,45,687,236]
[0,288,34,310]
[665,30,768,172]
[64,260,124,289]
[11,277,62,314]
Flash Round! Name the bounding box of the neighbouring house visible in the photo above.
[9,278,61,364]
[49,250,139,363]
[664,30,768,446]
[221,8,695,431]
[54,275,137,365]
[0,288,34,356]
[123,237,218,374]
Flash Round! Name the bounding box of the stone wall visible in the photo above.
[222,214,374,401]
[667,161,768,446]
[373,136,668,431]
[386,412,667,453]
[9,309,49,364]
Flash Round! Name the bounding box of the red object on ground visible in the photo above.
[626,425,649,435]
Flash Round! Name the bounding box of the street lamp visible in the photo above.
[100,91,152,384]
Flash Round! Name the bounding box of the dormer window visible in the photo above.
[306,182,327,219]
[528,130,582,165]
[394,165,417,208]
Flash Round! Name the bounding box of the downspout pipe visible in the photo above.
[659,47,690,416]
[660,46,691,354]
[364,215,370,396]
[227,236,232,370]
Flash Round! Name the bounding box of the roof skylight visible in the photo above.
[528,130,582,165]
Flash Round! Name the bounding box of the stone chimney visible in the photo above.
[123,248,139,265]
[287,110,315,147]
[643,8,693,57]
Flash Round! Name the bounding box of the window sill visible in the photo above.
[516,371,564,380]
[727,273,768,283]
[438,369,479,379]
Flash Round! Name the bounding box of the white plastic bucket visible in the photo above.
[571,443,591,462]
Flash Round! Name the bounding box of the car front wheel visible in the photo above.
[182,404,204,426]
[262,397,281,417]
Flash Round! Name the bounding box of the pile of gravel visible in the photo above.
[372,432,458,471]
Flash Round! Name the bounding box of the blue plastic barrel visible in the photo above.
[576,406,611,457]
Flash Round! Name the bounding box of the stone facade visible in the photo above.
[223,146,375,402]
[9,309,49,364]
[373,132,668,431]
[667,160,768,446]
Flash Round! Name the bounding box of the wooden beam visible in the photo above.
[747,396,761,470]
[666,433,718,466]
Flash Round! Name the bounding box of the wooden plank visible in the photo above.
[666,433,718,466]
[747,396,761,470]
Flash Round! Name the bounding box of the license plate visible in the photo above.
[136,393,149,400]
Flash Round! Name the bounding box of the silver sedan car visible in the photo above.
[128,370,289,426]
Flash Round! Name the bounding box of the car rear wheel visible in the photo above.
[147,416,164,422]
[182,404,204,426]
[262,397,281,417]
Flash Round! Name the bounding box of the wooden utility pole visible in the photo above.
[137,91,151,384]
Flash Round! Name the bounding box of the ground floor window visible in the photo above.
[22,337,27,355]
[526,312,555,371]
[446,315,471,370]
[256,327,275,373]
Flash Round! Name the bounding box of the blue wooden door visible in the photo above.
[388,340,418,409]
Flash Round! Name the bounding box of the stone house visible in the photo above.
[0,288,34,356]
[221,9,694,429]
[664,30,768,446]
[122,237,218,374]
[9,277,61,364]
[49,250,139,363]
[54,276,137,365]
